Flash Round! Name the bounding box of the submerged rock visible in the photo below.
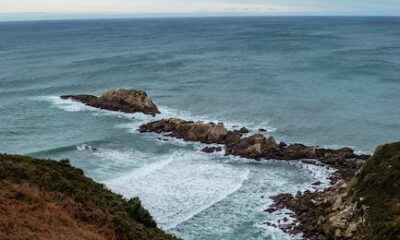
[61,89,160,116]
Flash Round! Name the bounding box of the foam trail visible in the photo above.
[104,150,249,230]
[36,96,93,112]
[34,96,136,119]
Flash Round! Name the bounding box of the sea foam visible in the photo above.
[104,150,250,230]
[37,95,278,136]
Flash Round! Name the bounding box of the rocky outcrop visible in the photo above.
[201,146,223,153]
[61,89,160,116]
[139,118,228,144]
[266,180,364,240]
[267,142,400,240]
[139,118,368,180]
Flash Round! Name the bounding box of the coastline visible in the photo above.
[1,89,399,239]
[58,90,400,239]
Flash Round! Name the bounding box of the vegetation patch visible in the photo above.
[0,154,180,240]
[352,142,400,239]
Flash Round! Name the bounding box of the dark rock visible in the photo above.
[138,118,367,180]
[61,89,160,116]
[139,118,228,144]
[302,159,318,165]
[264,207,276,213]
[201,146,223,153]
[239,127,250,134]
[312,181,322,186]
[279,142,287,148]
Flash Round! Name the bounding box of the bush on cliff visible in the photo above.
[0,154,179,240]
[353,142,400,239]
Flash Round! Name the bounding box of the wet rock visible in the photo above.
[201,146,223,153]
[139,118,368,180]
[302,159,318,165]
[139,118,228,144]
[239,127,249,134]
[267,175,363,240]
[312,181,322,186]
[61,89,160,116]
[225,134,281,159]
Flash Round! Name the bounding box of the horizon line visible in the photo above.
[1,12,400,23]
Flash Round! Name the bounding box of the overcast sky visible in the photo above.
[0,0,399,20]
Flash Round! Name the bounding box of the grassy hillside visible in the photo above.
[353,142,400,239]
[0,154,180,240]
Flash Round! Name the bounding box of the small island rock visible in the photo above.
[61,89,160,116]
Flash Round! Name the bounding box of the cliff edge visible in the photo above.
[267,141,400,240]
[0,154,179,240]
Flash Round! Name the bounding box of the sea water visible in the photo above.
[1,17,399,240]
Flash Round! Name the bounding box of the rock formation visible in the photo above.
[138,118,400,239]
[267,142,400,240]
[139,118,368,180]
[61,89,160,116]
[139,118,228,144]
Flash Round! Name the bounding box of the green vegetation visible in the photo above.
[0,154,180,240]
[353,142,400,240]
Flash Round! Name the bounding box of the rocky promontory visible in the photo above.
[61,89,160,116]
[139,118,368,180]
[266,142,400,240]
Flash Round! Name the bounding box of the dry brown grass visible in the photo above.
[0,181,117,240]
[0,154,179,240]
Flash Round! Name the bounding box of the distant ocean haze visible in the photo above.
[0,17,399,240]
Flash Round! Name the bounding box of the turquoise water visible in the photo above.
[1,17,399,239]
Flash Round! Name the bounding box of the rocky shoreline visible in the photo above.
[265,180,363,240]
[58,89,399,240]
[265,142,400,240]
[139,118,369,181]
[137,118,385,240]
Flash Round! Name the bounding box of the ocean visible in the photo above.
[0,17,399,239]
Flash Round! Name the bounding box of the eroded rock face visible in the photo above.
[266,180,364,240]
[61,89,160,116]
[266,143,400,240]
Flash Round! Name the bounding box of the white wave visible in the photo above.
[260,208,302,240]
[76,145,152,180]
[104,150,250,230]
[92,148,146,166]
[76,143,97,151]
[157,105,277,134]
[165,155,335,240]
[34,96,136,119]
[35,95,278,136]
[295,161,336,190]
[37,96,94,112]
